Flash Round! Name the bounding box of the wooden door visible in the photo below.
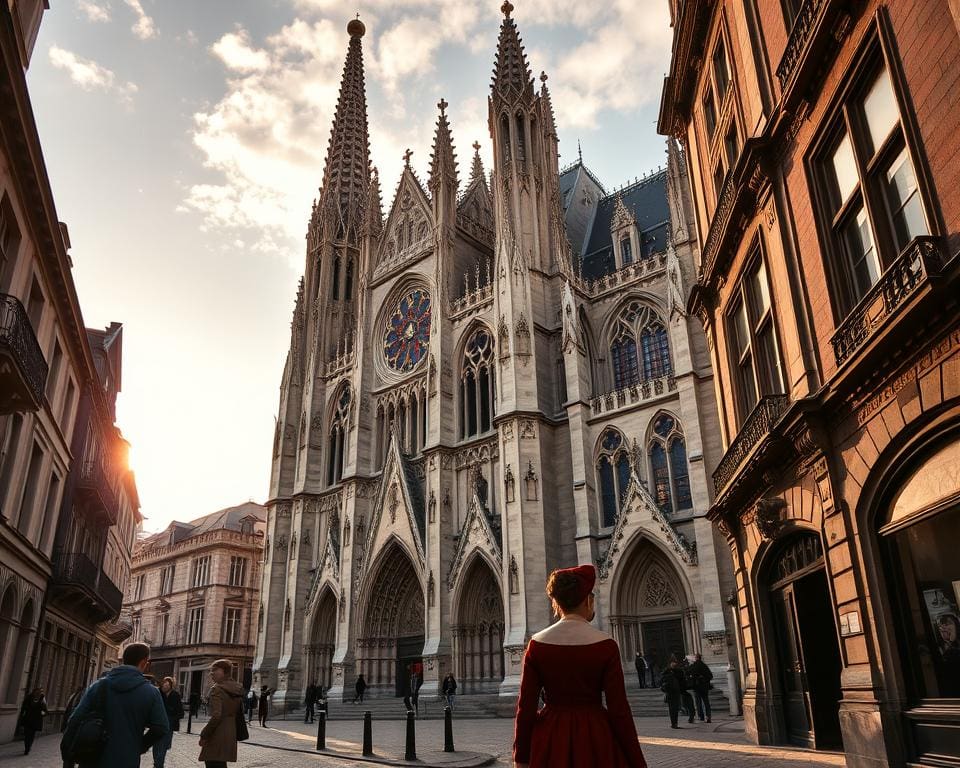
[772,584,815,747]
[641,618,685,673]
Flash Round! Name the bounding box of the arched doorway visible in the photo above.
[765,532,842,749]
[356,542,424,696]
[305,589,336,691]
[611,538,691,679]
[453,555,504,693]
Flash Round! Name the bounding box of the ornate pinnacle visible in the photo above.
[403,148,413,167]
[438,98,448,115]
[469,140,485,187]
[429,101,458,194]
[501,0,513,17]
[492,0,532,99]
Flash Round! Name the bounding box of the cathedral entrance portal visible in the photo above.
[356,542,425,696]
[305,588,336,690]
[453,555,505,693]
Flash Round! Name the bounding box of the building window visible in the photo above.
[159,565,175,595]
[228,557,247,587]
[726,254,784,423]
[222,607,241,645]
[186,607,204,645]
[621,237,633,266]
[134,574,145,601]
[595,427,633,527]
[460,327,495,439]
[0,193,22,290]
[703,90,717,138]
[724,122,740,170]
[713,37,729,102]
[609,301,671,389]
[327,385,351,486]
[331,257,340,300]
[814,61,929,314]
[190,556,210,589]
[157,612,169,645]
[131,615,141,641]
[647,413,692,514]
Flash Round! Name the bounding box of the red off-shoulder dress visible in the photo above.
[513,619,647,768]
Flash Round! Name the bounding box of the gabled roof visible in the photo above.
[142,501,266,546]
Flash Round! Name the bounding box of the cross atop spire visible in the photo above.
[492,0,532,101]
[318,18,370,238]
[429,99,458,195]
[438,98,448,115]
[469,141,485,187]
[501,0,514,17]
[403,148,414,167]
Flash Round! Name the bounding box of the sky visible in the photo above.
[26,0,674,533]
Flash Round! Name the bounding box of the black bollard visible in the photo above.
[186,707,192,735]
[315,711,326,750]
[444,706,454,753]
[405,709,417,761]
[362,711,373,756]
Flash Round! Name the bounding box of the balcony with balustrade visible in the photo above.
[589,375,678,418]
[51,552,125,622]
[0,293,48,413]
[76,458,120,526]
[713,394,791,497]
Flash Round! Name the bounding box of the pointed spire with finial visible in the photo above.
[539,70,557,135]
[429,98,458,195]
[364,166,383,237]
[469,140,486,187]
[318,16,370,239]
[492,0,533,102]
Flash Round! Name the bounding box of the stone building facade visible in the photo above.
[126,503,265,700]
[660,0,960,765]
[255,6,736,709]
[0,0,138,742]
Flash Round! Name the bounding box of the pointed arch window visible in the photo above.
[595,427,634,527]
[327,386,351,486]
[460,328,495,439]
[515,113,526,162]
[621,237,633,265]
[500,114,511,163]
[345,257,354,300]
[610,301,672,389]
[331,257,341,300]
[648,413,692,515]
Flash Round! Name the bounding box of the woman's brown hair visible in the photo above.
[546,569,585,615]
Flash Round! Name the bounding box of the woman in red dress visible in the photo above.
[513,565,647,768]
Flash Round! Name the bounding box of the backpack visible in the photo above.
[61,680,109,763]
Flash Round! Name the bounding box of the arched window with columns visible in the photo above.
[460,327,495,439]
[609,301,672,390]
[596,427,634,527]
[327,385,351,486]
[647,413,692,515]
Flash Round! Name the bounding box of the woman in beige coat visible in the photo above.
[198,659,245,768]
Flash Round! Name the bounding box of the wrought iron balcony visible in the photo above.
[0,293,48,413]
[76,459,120,525]
[776,0,826,92]
[713,394,790,495]
[831,236,944,367]
[52,552,124,619]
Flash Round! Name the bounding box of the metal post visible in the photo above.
[404,709,416,761]
[362,711,373,756]
[443,706,454,753]
[315,711,326,750]
[186,681,193,734]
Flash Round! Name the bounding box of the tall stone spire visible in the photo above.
[468,140,486,187]
[428,98,458,195]
[319,17,370,240]
[492,0,533,102]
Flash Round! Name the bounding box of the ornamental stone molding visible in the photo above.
[447,493,503,590]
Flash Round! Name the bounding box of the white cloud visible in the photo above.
[211,29,270,73]
[123,0,157,39]
[48,45,138,102]
[77,0,110,23]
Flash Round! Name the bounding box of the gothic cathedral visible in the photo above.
[254,5,736,705]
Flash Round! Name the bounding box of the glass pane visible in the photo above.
[863,68,899,156]
[669,439,692,510]
[704,91,716,137]
[725,124,739,168]
[738,356,758,415]
[889,505,960,699]
[884,147,927,252]
[598,459,617,527]
[842,206,881,301]
[732,301,750,358]
[749,260,771,319]
[756,324,784,396]
[616,453,632,504]
[650,443,672,514]
[831,133,859,208]
[713,41,729,101]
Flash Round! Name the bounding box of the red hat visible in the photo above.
[554,564,596,606]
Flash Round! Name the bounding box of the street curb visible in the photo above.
[242,739,498,767]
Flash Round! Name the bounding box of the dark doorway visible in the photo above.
[642,618,685,673]
[769,534,843,749]
[395,635,424,697]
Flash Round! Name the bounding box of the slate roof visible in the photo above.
[142,501,266,547]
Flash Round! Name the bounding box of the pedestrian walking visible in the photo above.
[153,677,183,768]
[198,659,245,768]
[353,674,367,704]
[660,656,692,728]
[61,687,83,732]
[442,673,457,710]
[303,682,316,724]
[244,688,257,724]
[633,652,647,689]
[678,657,695,722]
[687,653,713,723]
[257,685,273,727]
[19,687,47,755]
[189,690,201,719]
[60,642,169,768]
[513,564,648,768]
[644,650,657,687]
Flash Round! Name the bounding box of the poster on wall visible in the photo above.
[922,585,960,663]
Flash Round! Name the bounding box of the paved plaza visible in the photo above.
[0,714,846,767]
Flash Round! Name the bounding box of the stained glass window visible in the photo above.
[384,290,432,372]
[595,426,633,527]
[461,327,495,438]
[598,458,617,528]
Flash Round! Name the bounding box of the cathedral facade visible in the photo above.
[254,5,736,705]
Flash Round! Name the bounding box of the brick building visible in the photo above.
[126,503,265,699]
[660,0,960,765]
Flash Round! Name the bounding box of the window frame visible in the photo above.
[806,14,941,323]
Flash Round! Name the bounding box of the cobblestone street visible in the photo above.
[0,715,846,767]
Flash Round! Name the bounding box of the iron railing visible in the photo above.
[77,459,119,524]
[713,394,790,494]
[53,552,124,617]
[0,293,48,410]
[831,236,943,366]
[776,0,826,91]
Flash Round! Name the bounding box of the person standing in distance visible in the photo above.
[61,642,168,768]
[512,565,647,768]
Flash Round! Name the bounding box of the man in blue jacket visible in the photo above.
[63,642,168,768]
